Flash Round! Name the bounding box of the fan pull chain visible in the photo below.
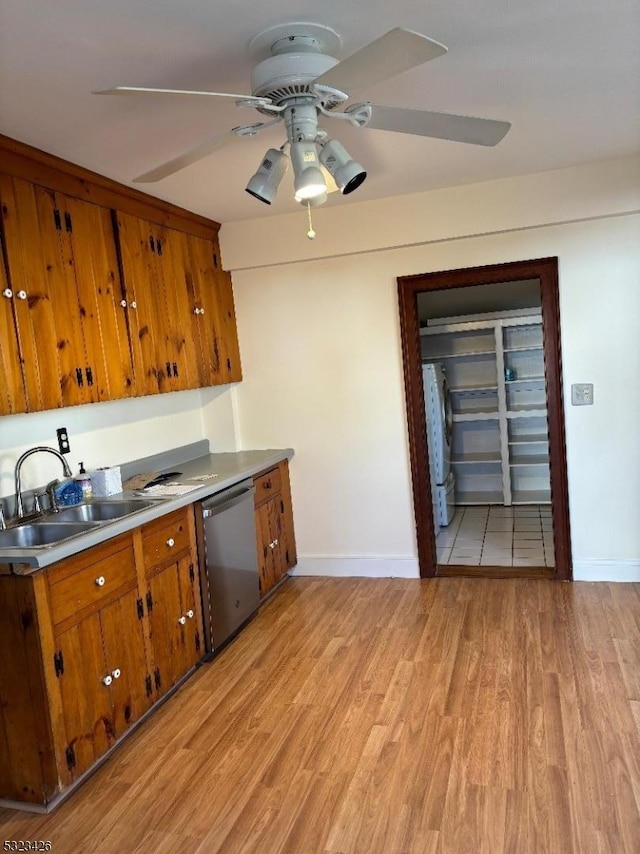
[306,202,316,240]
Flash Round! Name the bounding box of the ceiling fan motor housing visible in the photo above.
[250,52,338,103]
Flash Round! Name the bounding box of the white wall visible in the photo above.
[0,387,237,499]
[222,157,640,581]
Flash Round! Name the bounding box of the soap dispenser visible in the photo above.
[76,462,93,500]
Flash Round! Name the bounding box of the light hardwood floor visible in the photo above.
[2,577,640,853]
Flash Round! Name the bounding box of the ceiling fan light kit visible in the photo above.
[290,141,327,202]
[95,22,511,217]
[319,138,367,195]
[245,147,289,204]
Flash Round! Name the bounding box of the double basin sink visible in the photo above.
[0,499,157,549]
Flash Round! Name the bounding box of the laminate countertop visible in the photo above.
[0,448,293,571]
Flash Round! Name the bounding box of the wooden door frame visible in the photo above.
[398,257,572,580]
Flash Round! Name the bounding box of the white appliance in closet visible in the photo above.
[422,362,456,526]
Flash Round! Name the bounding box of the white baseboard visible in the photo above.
[571,560,640,582]
[292,557,640,583]
[292,556,420,579]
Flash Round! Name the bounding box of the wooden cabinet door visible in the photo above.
[255,499,281,597]
[0,178,132,410]
[214,260,243,383]
[99,587,153,737]
[0,236,27,414]
[176,555,202,671]
[54,612,115,781]
[278,460,298,572]
[0,175,76,410]
[184,233,228,386]
[146,561,187,697]
[113,211,165,397]
[61,193,134,401]
[157,227,200,391]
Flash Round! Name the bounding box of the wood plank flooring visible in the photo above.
[2,577,640,853]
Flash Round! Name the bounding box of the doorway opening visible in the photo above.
[398,258,572,579]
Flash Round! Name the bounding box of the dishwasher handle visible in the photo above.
[201,481,255,518]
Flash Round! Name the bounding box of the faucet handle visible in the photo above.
[46,479,61,513]
[33,493,48,514]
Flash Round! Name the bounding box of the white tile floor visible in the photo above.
[436,504,554,567]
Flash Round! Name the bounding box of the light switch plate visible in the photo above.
[571,383,594,405]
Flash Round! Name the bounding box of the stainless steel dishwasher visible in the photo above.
[196,479,260,656]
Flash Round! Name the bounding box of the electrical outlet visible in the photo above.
[56,427,70,454]
[571,383,594,406]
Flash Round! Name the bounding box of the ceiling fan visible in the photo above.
[95,23,511,208]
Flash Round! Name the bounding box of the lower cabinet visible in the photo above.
[254,460,297,598]
[0,505,202,806]
[44,533,155,786]
[0,469,296,808]
[141,509,203,696]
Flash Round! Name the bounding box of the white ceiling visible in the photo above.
[1,1,639,224]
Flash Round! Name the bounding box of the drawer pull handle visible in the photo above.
[129,300,137,309]
[95,575,106,587]
[120,299,127,307]
[102,674,113,686]
[2,288,12,298]
[17,290,27,300]
[186,609,194,619]
[166,537,175,548]
[178,616,186,625]
[112,668,121,680]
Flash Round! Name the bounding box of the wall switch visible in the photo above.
[56,427,71,454]
[571,383,594,406]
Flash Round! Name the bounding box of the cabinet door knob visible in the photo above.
[166,537,175,548]
[193,307,201,315]
[178,615,186,625]
[199,308,205,315]
[95,575,106,587]
[269,541,275,549]
[120,299,127,307]
[129,300,137,309]
[102,674,113,686]
[111,668,121,680]
[186,609,194,619]
[2,288,12,298]
[16,290,27,300]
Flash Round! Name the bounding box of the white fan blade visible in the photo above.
[134,131,242,183]
[314,28,447,96]
[93,85,269,102]
[365,105,511,146]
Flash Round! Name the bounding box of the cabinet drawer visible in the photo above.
[253,466,282,506]
[48,543,137,628]
[141,508,191,569]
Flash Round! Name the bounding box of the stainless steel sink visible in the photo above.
[52,499,155,523]
[0,522,98,548]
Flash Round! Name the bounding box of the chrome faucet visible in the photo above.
[14,446,72,518]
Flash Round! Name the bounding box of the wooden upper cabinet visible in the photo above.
[61,194,134,402]
[0,137,242,412]
[185,232,243,385]
[0,175,69,410]
[0,176,134,410]
[115,214,243,396]
[215,258,243,383]
[114,212,200,395]
[0,230,27,414]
